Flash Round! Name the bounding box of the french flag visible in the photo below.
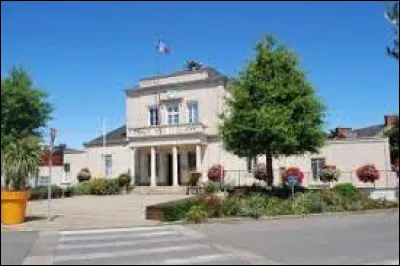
[157,40,170,55]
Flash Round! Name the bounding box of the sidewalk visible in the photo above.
[1,194,190,231]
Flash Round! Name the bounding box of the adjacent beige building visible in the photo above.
[38,68,398,190]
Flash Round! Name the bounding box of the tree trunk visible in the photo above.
[265,156,274,186]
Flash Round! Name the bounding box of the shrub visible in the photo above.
[29,185,63,200]
[264,198,294,216]
[319,165,341,183]
[243,195,266,218]
[29,186,47,200]
[253,163,268,181]
[74,181,92,195]
[90,178,108,195]
[203,181,221,195]
[269,185,307,199]
[117,171,132,189]
[292,192,325,215]
[77,168,91,182]
[356,164,380,183]
[282,167,304,185]
[90,178,120,196]
[317,189,342,206]
[325,205,345,212]
[373,198,399,209]
[332,183,361,201]
[207,164,225,183]
[163,199,199,222]
[64,186,74,197]
[186,205,208,223]
[199,195,225,218]
[223,196,244,216]
[106,179,120,195]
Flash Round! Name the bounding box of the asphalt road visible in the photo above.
[1,231,38,265]
[189,212,400,265]
[2,212,399,265]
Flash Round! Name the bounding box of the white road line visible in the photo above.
[157,254,235,265]
[57,235,187,250]
[54,244,209,263]
[59,230,178,242]
[59,226,167,235]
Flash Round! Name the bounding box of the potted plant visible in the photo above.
[1,135,42,225]
[207,164,225,183]
[207,165,226,197]
[319,164,341,188]
[77,167,91,183]
[117,170,132,195]
[356,164,380,186]
[253,163,273,186]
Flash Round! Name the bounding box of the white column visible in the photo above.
[196,144,202,173]
[130,148,136,185]
[159,152,166,185]
[150,146,157,187]
[172,146,179,187]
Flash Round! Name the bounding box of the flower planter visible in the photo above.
[1,190,30,225]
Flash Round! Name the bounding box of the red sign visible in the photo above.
[39,149,63,166]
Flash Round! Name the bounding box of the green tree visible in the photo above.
[1,66,53,149]
[385,1,399,59]
[220,35,325,185]
[385,115,399,163]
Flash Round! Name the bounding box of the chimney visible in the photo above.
[384,115,397,128]
[335,127,352,139]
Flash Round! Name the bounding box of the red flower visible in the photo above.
[356,164,380,183]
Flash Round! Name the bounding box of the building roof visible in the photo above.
[125,67,228,94]
[64,148,85,154]
[83,125,127,147]
[139,67,224,81]
[41,145,84,154]
[353,124,385,138]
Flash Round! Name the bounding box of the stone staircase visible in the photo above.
[131,186,188,195]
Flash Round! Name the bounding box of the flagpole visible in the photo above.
[102,117,106,177]
[155,39,162,133]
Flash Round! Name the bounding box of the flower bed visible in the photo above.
[147,183,399,223]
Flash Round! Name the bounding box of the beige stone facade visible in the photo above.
[38,68,398,189]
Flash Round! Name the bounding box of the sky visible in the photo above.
[1,1,399,149]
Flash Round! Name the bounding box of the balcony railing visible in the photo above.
[128,123,206,137]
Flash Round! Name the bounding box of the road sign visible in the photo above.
[287,175,299,186]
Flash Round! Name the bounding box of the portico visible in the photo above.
[129,143,204,187]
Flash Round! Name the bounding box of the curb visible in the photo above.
[3,208,398,231]
[161,208,399,225]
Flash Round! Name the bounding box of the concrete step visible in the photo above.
[131,186,187,195]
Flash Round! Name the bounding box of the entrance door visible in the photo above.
[167,153,181,185]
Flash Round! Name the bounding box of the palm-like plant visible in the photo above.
[1,135,42,191]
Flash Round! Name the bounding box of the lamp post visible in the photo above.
[48,128,57,221]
